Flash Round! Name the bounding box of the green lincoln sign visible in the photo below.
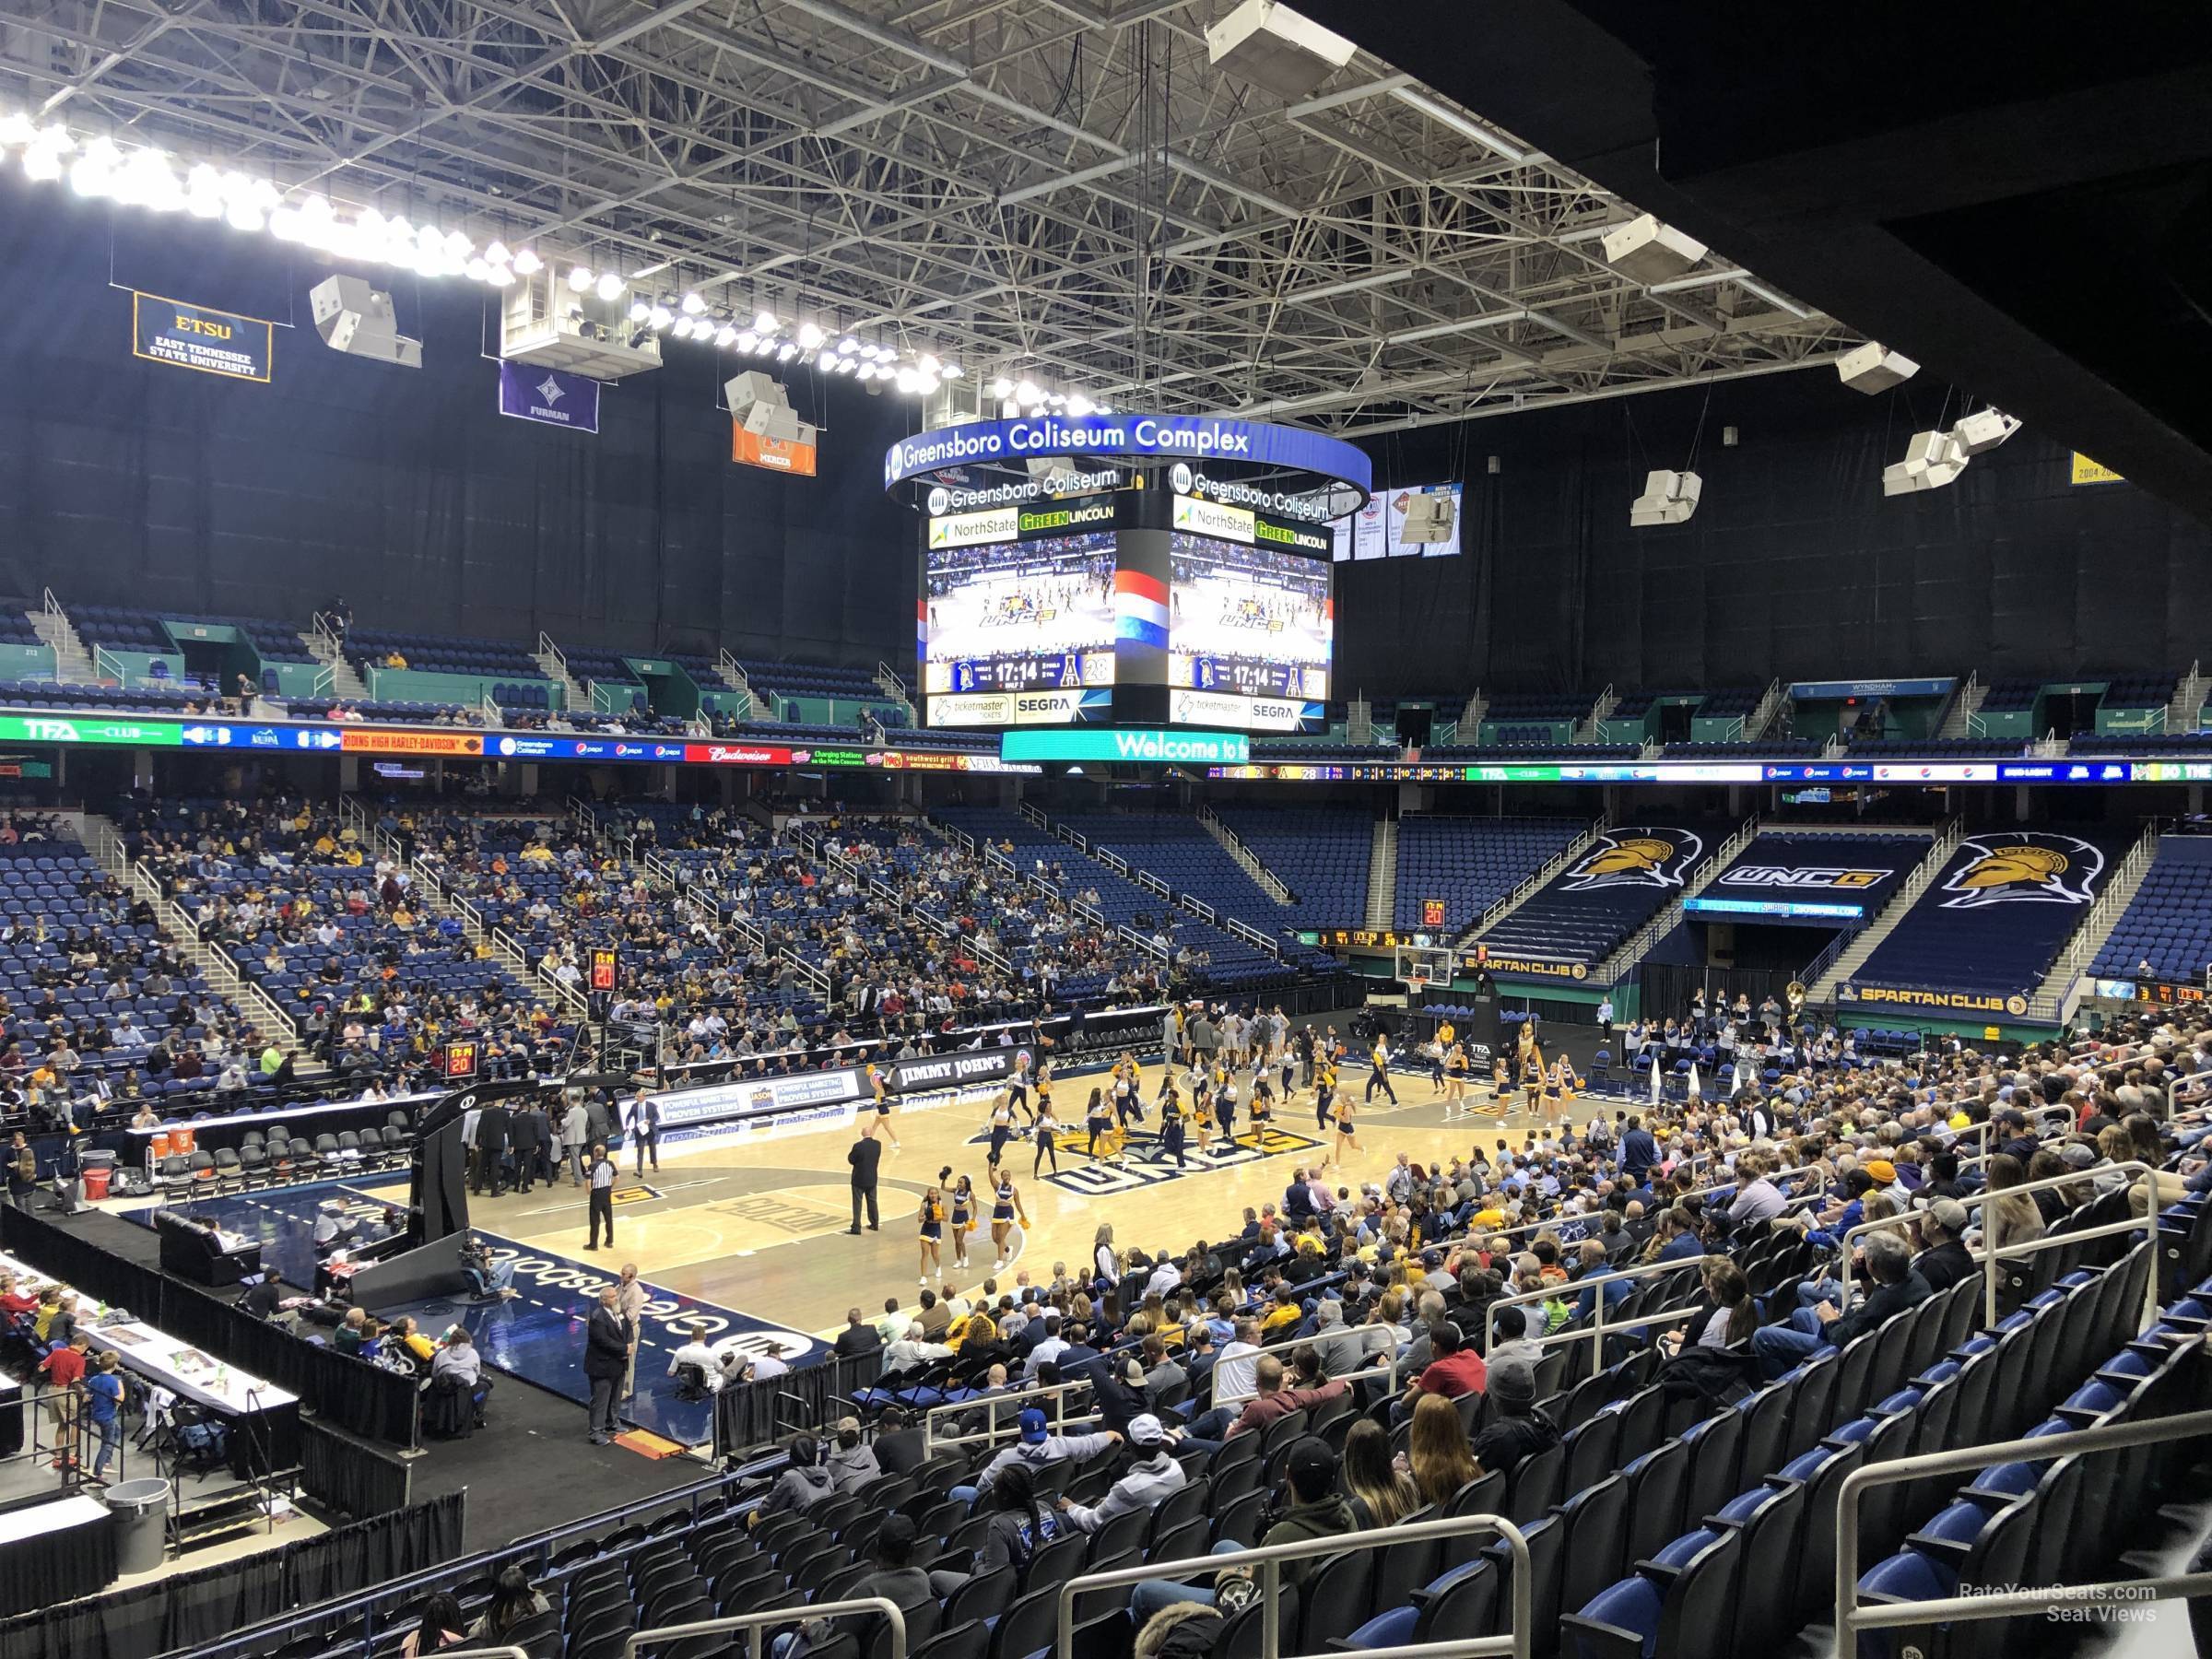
[0,713,182,747]
[999,728,1251,765]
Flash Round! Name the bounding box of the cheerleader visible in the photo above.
[1159,1086,1188,1168]
[1248,1075,1275,1142]
[1085,1086,1114,1158]
[1442,1041,1470,1117]
[1032,1100,1062,1176]
[1522,1041,1547,1117]
[862,1061,900,1149]
[1364,1035,1398,1105]
[1033,1057,1055,1127]
[1006,1052,1034,1122]
[1328,1090,1360,1170]
[1545,1053,1578,1126]
[1312,1054,1337,1135]
[988,1171,1030,1271]
[1112,1057,1147,1135]
[917,1184,945,1286]
[947,1171,976,1269]
[984,1090,1018,1174]
[1191,1078,1216,1159]
[1211,1058,1238,1144]
[1489,1052,1513,1110]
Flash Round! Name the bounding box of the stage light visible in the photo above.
[66,135,120,197]
[680,292,705,316]
[226,196,266,233]
[484,241,511,266]
[776,341,799,361]
[735,330,759,353]
[628,300,652,324]
[918,353,940,376]
[1630,468,1701,526]
[512,249,543,276]
[991,376,1014,398]
[672,315,695,339]
[941,362,963,379]
[21,137,68,182]
[1601,212,1708,286]
[568,265,594,292]
[486,264,514,287]
[797,321,826,350]
[594,271,625,301]
[1836,340,1918,395]
[0,112,31,147]
[895,366,920,394]
[1950,408,2021,456]
[754,309,779,335]
[648,304,673,330]
[443,229,471,262]
[833,356,855,374]
[1015,379,1041,406]
[465,256,489,281]
[713,323,737,347]
[1882,430,1966,496]
[838,336,859,357]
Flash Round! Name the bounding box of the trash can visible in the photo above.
[82,1166,112,1201]
[103,1478,171,1574]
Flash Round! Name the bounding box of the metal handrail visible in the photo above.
[1834,1409,2212,1643]
[1833,1160,2156,1328]
[1480,1252,1706,1364]
[921,1378,1102,1456]
[1210,1349,1399,1409]
[629,1600,908,1659]
[1055,1511,1533,1659]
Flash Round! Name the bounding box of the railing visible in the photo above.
[1479,1253,1708,1370]
[2029,818,2161,1016]
[1120,924,1169,961]
[1136,870,1171,900]
[1056,1512,1533,1659]
[1195,802,1293,904]
[1210,1350,1400,1410]
[1832,1161,2157,1330]
[1835,1410,2212,1652]
[1097,844,1129,874]
[921,1379,1097,1455]
[1459,814,1607,948]
[1594,811,1759,984]
[1814,816,1964,998]
[1181,893,1217,924]
[536,631,569,685]
[1224,915,1284,959]
[129,852,306,1042]
[631,1602,908,1659]
[309,661,335,699]
[1745,677,1785,739]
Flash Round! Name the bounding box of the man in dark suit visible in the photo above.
[476,1098,512,1196]
[847,1128,882,1234]
[833,1307,882,1358]
[625,1088,661,1174]
[584,1284,629,1444]
[508,1099,544,1194]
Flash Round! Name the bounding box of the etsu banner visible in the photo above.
[498,360,601,432]
[132,292,272,382]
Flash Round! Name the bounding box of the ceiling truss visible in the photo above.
[0,0,1856,431]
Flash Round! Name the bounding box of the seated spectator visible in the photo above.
[747,1434,835,1525]
[953,1406,1119,1503]
[1466,1361,1559,1476]
[1397,1390,1478,1506]
[1128,1442,1353,1619]
[1056,1412,1185,1533]
[824,1416,881,1491]
[1340,1418,1419,1526]
[1751,1230,1930,1379]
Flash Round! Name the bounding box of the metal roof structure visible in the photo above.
[1,0,1856,431]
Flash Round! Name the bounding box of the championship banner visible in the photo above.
[498,361,601,432]
[133,291,273,383]
[734,424,818,476]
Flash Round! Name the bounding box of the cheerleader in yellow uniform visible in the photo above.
[1191,1076,1216,1159]
[1519,1030,1547,1117]
[988,1171,1030,1272]
[947,1172,977,1270]
[1486,1052,1513,1114]
[1247,1075,1276,1144]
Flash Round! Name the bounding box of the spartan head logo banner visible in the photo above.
[1561,828,1705,892]
[1938,832,2105,909]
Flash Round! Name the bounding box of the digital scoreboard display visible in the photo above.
[1168,531,1332,703]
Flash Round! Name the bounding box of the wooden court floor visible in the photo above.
[455,1059,1561,1337]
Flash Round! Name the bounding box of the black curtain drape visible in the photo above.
[1,1207,418,1449]
[0,1504,114,1618]
[298,1418,414,1520]
[0,1492,464,1659]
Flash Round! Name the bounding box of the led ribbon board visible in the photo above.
[885,415,1372,518]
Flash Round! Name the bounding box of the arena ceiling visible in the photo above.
[0,0,1853,432]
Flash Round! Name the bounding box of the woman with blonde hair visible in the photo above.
[1979,1152,2045,1253]
[1396,1392,1477,1506]
[1342,1418,1420,1526]
[1092,1222,1120,1285]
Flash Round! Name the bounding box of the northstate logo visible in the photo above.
[1560,828,1704,892]
[1938,833,2104,910]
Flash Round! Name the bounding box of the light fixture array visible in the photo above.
[988,376,1114,418]
[0,110,978,397]
[621,296,963,392]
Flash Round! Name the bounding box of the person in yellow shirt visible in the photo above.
[383,650,407,669]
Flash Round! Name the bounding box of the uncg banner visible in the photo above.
[132,291,273,382]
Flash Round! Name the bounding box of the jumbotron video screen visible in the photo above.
[922,531,1117,697]
[1168,532,1333,701]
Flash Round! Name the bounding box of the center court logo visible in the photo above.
[1938,832,2104,909]
[1560,828,1704,891]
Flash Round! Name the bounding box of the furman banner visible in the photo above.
[133,291,273,382]
[499,360,601,432]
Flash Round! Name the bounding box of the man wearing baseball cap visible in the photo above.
[1467,1361,1559,1476]
[1128,1441,1354,1621]
[1055,1413,1186,1534]
[952,1405,1119,1504]
[1910,1198,1976,1291]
